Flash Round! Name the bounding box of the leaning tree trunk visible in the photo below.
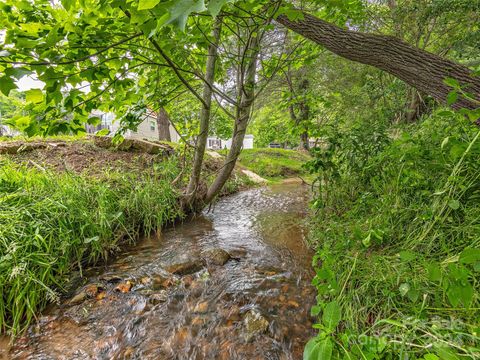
[185,19,222,207]
[205,32,260,204]
[156,107,171,141]
[276,12,480,109]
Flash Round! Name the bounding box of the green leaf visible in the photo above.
[304,338,333,360]
[316,338,333,360]
[303,338,318,360]
[310,305,321,316]
[426,263,442,282]
[0,76,17,96]
[96,129,110,136]
[61,0,75,11]
[459,248,480,264]
[208,0,230,16]
[436,110,455,117]
[448,199,460,210]
[447,91,458,106]
[443,77,460,89]
[362,233,371,247]
[167,0,207,31]
[399,250,415,262]
[25,89,44,103]
[447,282,473,307]
[399,283,410,297]
[322,301,341,330]
[423,354,440,360]
[138,0,161,11]
[434,343,460,360]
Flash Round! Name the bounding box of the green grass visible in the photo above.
[306,113,480,359]
[222,148,311,181]
[0,157,183,336]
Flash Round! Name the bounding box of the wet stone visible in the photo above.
[152,274,175,289]
[149,290,168,305]
[165,258,205,275]
[99,274,123,284]
[243,310,269,342]
[69,284,103,305]
[202,248,231,266]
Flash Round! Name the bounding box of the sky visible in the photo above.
[16,76,45,91]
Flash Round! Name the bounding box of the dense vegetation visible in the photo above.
[1,0,480,358]
[305,110,480,359]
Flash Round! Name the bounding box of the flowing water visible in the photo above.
[7,183,316,360]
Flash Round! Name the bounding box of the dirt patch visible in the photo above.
[1,140,172,176]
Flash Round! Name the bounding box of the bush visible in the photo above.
[306,112,480,359]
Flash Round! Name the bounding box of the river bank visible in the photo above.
[0,138,312,355]
[0,137,257,339]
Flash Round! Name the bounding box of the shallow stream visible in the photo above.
[7,182,315,360]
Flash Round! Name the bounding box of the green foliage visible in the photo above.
[306,110,480,358]
[0,158,183,336]
[250,105,299,148]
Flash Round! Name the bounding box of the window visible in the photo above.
[150,120,156,131]
[208,139,221,149]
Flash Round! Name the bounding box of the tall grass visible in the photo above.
[307,113,480,358]
[0,158,182,336]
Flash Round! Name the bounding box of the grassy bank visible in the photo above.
[223,148,311,181]
[0,158,182,335]
[0,139,253,336]
[305,113,480,359]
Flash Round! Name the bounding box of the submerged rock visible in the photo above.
[152,274,176,289]
[149,290,168,305]
[68,284,104,305]
[243,310,269,341]
[193,301,209,314]
[166,258,205,275]
[202,248,231,266]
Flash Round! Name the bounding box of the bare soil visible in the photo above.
[0,139,175,176]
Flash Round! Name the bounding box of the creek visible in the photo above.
[8,182,315,360]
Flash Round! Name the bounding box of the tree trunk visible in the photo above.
[276,12,480,109]
[299,131,309,150]
[297,78,310,150]
[205,32,260,204]
[156,107,171,141]
[404,89,428,123]
[185,19,222,207]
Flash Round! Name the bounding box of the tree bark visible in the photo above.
[185,19,222,207]
[404,89,428,123]
[205,31,260,203]
[276,12,480,109]
[156,107,171,141]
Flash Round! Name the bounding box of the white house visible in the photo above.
[87,111,254,149]
[86,110,181,142]
[206,134,254,150]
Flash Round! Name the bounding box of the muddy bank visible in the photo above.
[7,183,315,359]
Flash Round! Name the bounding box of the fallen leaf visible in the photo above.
[115,281,132,293]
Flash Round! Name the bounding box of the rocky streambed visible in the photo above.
[6,183,315,360]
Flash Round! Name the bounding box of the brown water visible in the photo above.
[7,183,315,360]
